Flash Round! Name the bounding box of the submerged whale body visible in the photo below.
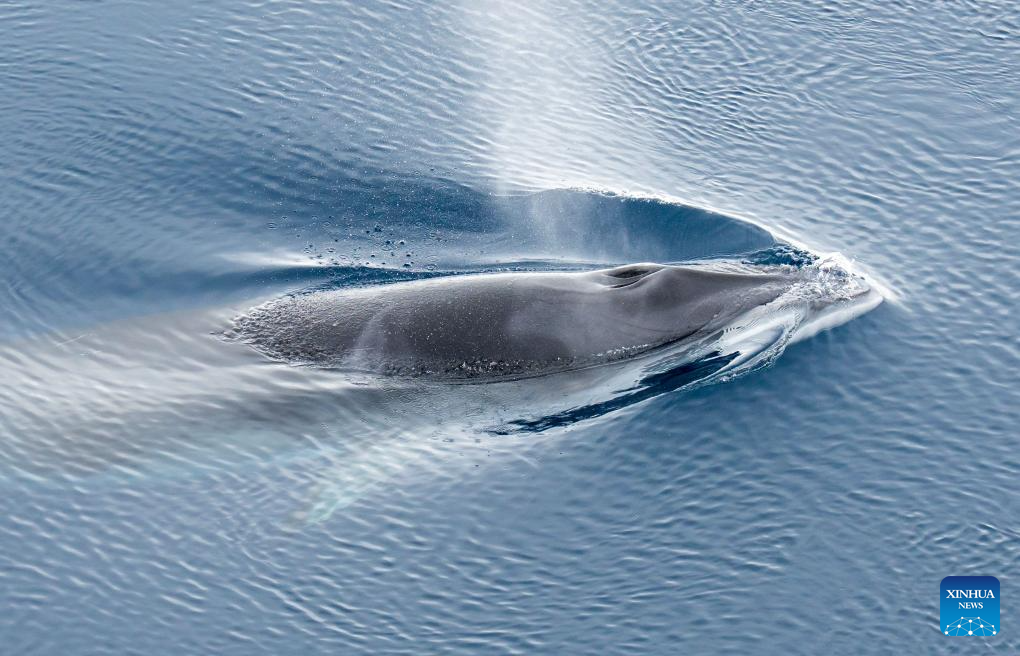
[231,261,876,380]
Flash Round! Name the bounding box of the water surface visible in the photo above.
[1,1,1018,653]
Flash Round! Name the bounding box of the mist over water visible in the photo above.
[2,1,1018,654]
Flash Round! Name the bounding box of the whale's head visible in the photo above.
[580,259,879,348]
[574,262,805,342]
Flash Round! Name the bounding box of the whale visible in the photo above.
[229,261,869,380]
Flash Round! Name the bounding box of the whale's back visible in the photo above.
[228,265,808,380]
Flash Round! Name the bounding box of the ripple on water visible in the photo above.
[1,0,1018,653]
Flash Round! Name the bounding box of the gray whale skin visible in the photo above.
[234,263,815,379]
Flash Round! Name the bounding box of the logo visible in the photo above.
[941,576,999,636]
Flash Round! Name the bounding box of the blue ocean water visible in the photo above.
[1,1,1018,653]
